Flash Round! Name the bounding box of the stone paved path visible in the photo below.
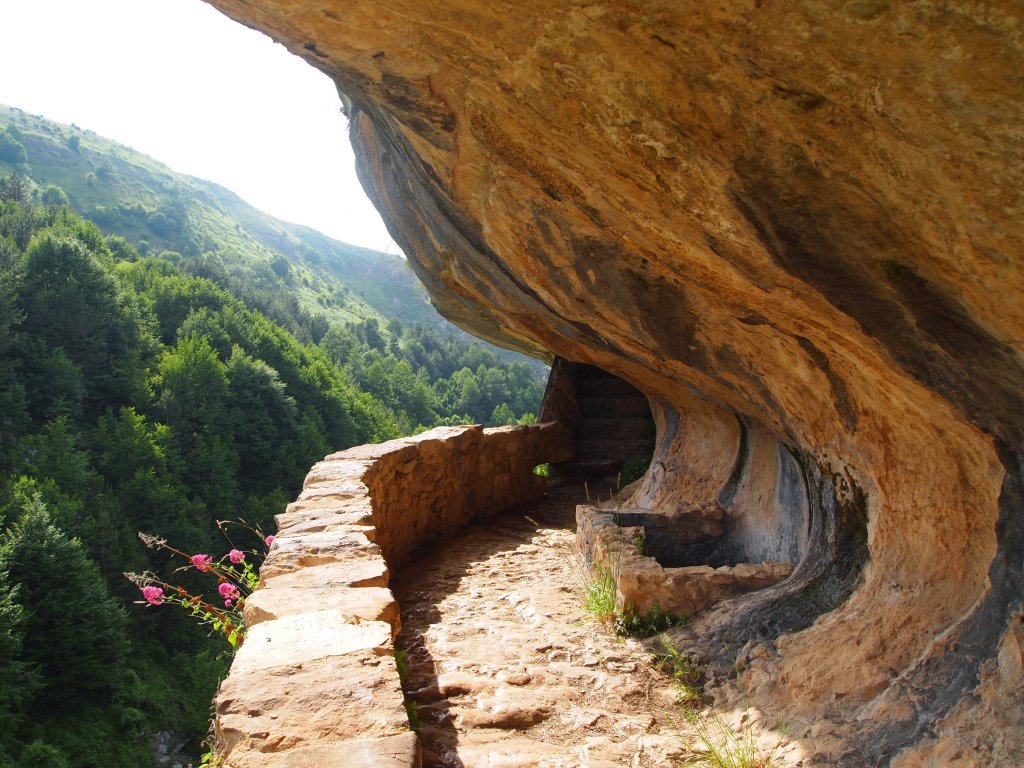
[393,484,691,768]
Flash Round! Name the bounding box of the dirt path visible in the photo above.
[392,484,691,768]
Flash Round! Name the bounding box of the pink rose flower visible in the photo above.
[228,549,245,564]
[264,535,275,547]
[218,582,240,602]
[142,585,165,606]
[190,554,213,572]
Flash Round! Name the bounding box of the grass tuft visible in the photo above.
[653,636,704,709]
[581,566,618,624]
[394,649,423,732]
[395,648,411,685]
[682,709,780,768]
[404,699,423,733]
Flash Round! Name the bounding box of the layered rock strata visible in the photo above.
[204,1,1023,764]
[214,423,572,766]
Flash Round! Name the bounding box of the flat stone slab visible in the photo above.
[218,651,409,755]
[282,494,375,519]
[237,732,421,768]
[231,611,392,673]
[303,458,374,486]
[261,559,389,590]
[272,514,375,538]
[296,478,372,501]
[328,440,422,461]
[261,529,380,577]
[453,727,623,768]
[244,585,399,635]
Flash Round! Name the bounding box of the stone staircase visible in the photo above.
[543,361,654,479]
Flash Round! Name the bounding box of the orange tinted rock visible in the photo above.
[203,1,1024,762]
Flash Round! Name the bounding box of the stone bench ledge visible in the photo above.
[260,529,381,578]
[244,585,399,636]
[231,611,393,673]
[260,559,389,590]
[238,732,421,768]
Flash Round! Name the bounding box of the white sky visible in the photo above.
[0,0,400,254]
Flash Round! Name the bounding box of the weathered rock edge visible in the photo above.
[202,2,1023,764]
[214,423,572,767]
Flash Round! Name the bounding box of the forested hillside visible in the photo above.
[0,106,547,766]
[0,102,546,360]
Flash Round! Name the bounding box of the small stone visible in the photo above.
[497,670,532,686]
[563,707,606,729]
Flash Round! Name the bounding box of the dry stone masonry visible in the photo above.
[577,503,794,620]
[214,423,571,767]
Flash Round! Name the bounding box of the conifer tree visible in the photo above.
[0,565,39,763]
[0,494,130,711]
[0,494,148,767]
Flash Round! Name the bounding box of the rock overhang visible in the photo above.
[201,1,1024,763]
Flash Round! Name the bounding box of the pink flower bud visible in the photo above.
[228,549,245,564]
[190,554,213,572]
[265,535,275,548]
[142,585,165,606]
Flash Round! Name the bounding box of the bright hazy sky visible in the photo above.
[0,0,400,254]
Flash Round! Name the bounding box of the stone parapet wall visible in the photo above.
[215,422,572,767]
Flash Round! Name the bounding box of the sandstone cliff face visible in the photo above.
[203,1,1023,763]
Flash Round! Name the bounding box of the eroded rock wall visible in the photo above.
[204,1,1023,763]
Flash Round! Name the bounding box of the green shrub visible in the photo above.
[621,454,650,485]
[615,603,688,637]
[0,129,27,167]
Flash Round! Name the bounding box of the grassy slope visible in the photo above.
[0,103,445,331]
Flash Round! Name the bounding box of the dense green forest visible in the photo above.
[0,107,546,767]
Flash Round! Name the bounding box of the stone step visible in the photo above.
[556,458,623,479]
[576,437,655,462]
[575,395,652,418]
[576,376,644,398]
[577,416,654,441]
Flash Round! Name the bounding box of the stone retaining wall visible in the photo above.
[577,503,793,620]
[215,423,572,767]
